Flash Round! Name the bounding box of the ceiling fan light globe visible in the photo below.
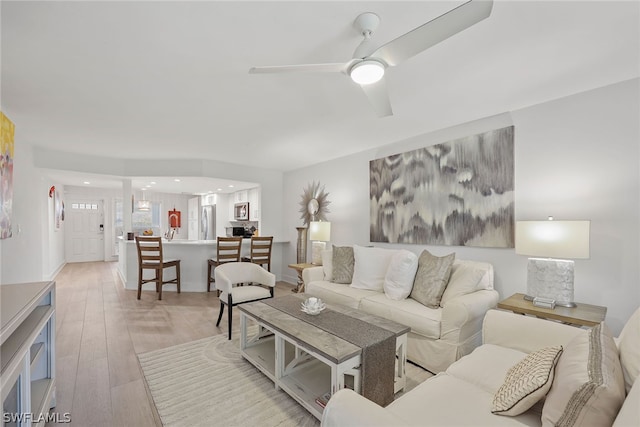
[350,60,385,85]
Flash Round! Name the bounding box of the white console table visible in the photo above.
[1,281,56,426]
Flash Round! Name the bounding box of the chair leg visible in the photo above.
[176,263,181,294]
[216,303,225,327]
[227,302,233,340]
[158,268,163,300]
[207,262,213,292]
[137,267,143,300]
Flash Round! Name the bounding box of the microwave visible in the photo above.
[234,202,249,220]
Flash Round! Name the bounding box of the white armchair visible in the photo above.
[214,262,276,339]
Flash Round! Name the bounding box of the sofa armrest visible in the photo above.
[441,289,500,341]
[302,266,324,284]
[321,389,404,427]
[483,309,586,353]
[613,378,639,427]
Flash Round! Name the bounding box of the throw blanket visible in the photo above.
[264,295,396,407]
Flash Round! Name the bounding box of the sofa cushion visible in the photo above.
[350,245,397,291]
[617,307,640,393]
[387,373,543,427]
[331,245,354,284]
[492,345,563,416]
[410,250,455,308]
[446,344,529,394]
[440,260,491,305]
[360,293,442,339]
[383,250,419,300]
[541,323,625,427]
[306,280,378,310]
[321,249,333,281]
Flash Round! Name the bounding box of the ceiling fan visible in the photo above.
[249,0,493,117]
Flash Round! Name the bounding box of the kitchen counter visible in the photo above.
[117,237,288,293]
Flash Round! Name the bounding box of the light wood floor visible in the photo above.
[49,261,296,427]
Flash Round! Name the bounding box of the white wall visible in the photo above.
[1,143,46,284]
[282,79,639,334]
[44,181,66,279]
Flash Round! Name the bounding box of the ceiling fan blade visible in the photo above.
[249,63,346,74]
[359,77,393,117]
[371,0,493,67]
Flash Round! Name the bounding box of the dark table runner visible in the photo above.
[264,295,396,407]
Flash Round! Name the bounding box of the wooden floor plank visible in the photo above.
[48,261,296,427]
[110,380,157,427]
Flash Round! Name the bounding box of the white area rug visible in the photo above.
[138,334,432,427]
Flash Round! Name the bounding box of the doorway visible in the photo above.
[65,200,105,262]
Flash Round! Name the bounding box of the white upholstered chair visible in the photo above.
[214,262,276,339]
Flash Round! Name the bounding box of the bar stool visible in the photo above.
[135,236,181,300]
[242,236,273,271]
[207,236,243,292]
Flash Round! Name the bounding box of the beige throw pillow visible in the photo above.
[409,250,455,308]
[331,245,354,284]
[541,323,626,427]
[492,346,563,416]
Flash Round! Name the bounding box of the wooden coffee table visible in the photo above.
[238,295,409,420]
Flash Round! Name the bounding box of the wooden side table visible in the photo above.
[288,262,315,293]
[497,293,607,327]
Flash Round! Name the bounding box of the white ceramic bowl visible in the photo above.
[301,299,326,315]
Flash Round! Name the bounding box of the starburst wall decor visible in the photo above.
[298,181,331,225]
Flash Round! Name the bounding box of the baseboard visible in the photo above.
[46,262,67,281]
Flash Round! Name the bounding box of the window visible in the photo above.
[132,202,162,235]
[71,203,98,210]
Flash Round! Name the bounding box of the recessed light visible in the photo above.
[141,188,147,191]
[83,181,90,185]
[145,185,151,188]
[150,181,156,185]
[217,188,223,192]
[174,179,181,182]
[228,184,234,188]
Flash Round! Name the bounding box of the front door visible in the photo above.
[65,200,105,262]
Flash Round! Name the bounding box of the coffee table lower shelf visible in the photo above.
[239,314,361,420]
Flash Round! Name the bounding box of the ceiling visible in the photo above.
[2,1,638,194]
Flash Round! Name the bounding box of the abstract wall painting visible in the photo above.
[1,112,15,239]
[370,126,514,248]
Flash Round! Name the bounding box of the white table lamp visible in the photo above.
[515,218,590,307]
[309,221,331,265]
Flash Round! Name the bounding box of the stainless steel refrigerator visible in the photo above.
[200,205,216,240]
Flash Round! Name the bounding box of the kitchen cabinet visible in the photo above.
[187,197,200,240]
[248,188,260,222]
[234,190,248,203]
[1,281,56,426]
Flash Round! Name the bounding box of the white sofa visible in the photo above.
[322,308,640,427]
[303,252,499,373]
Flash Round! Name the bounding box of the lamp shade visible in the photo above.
[515,220,590,259]
[137,199,151,211]
[309,221,331,242]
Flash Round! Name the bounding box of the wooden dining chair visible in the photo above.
[207,236,243,292]
[242,236,273,271]
[135,236,181,300]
